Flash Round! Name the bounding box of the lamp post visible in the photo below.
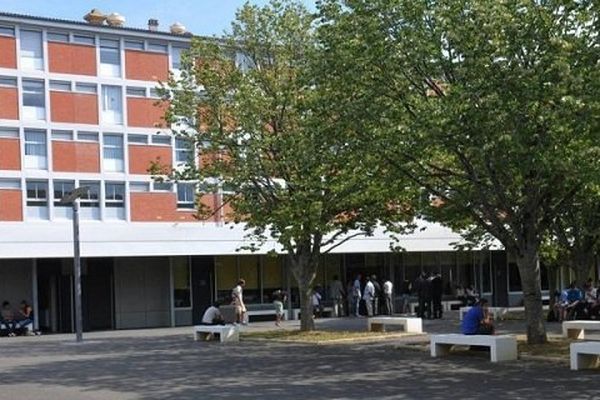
[60,186,89,343]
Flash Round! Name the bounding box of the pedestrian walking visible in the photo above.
[383,278,393,315]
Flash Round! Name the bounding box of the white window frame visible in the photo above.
[177,182,196,209]
[103,133,124,172]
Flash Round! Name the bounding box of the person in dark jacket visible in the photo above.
[415,273,431,318]
[431,273,444,319]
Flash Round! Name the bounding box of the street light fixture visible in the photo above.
[60,186,89,343]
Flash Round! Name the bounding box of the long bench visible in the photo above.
[368,317,423,333]
[193,325,239,343]
[562,320,600,340]
[292,306,334,320]
[459,306,508,321]
[570,341,600,370]
[430,334,518,362]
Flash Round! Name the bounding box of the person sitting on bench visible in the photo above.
[201,302,225,326]
[461,298,495,335]
[1,301,17,337]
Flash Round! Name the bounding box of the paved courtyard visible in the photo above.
[0,317,597,400]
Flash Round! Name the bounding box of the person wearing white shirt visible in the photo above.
[352,275,362,317]
[231,279,247,324]
[329,276,344,317]
[201,303,224,325]
[363,277,375,317]
[383,279,394,315]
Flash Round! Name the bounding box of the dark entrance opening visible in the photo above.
[82,258,114,331]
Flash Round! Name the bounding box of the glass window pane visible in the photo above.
[0,76,17,87]
[73,35,95,45]
[148,42,167,53]
[173,257,191,308]
[78,132,99,141]
[100,47,120,65]
[151,135,171,145]
[0,26,15,36]
[47,32,69,42]
[20,30,42,59]
[50,80,71,91]
[75,83,97,93]
[127,134,148,144]
[53,180,74,206]
[22,80,45,107]
[126,87,146,97]
[125,40,144,50]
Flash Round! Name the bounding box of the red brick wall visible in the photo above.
[125,50,169,81]
[130,192,196,222]
[0,87,19,120]
[52,141,100,173]
[0,36,17,69]
[128,144,172,175]
[0,190,23,221]
[127,97,167,128]
[199,194,220,222]
[50,91,99,124]
[48,42,97,76]
[0,138,21,170]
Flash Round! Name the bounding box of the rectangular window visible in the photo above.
[24,130,47,169]
[152,135,171,146]
[20,30,43,70]
[51,130,73,141]
[103,134,124,172]
[124,40,144,50]
[47,32,69,42]
[26,180,48,220]
[0,26,15,37]
[0,76,17,87]
[177,182,195,209]
[100,38,121,77]
[22,79,45,120]
[53,180,75,206]
[171,46,185,69]
[148,42,168,53]
[105,182,125,220]
[0,179,20,189]
[77,132,99,142]
[172,257,191,308]
[175,138,193,164]
[101,85,123,124]
[129,182,150,192]
[149,88,160,98]
[0,128,19,138]
[79,182,101,220]
[153,182,173,192]
[50,80,71,91]
[75,83,97,93]
[127,134,148,144]
[73,35,95,45]
[126,87,146,97]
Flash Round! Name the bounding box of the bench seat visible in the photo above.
[430,334,517,362]
[193,325,239,343]
[368,317,423,333]
[570,341,600,370]
[562,320,600,340]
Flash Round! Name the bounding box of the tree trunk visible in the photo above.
[547,265,559,311]
[289,244,319,332]
[515,246,547,344]
[298,282,315,331]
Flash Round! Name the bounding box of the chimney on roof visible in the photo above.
[148,19,159,32]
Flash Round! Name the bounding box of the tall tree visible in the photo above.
[317,0,600,343]
[160,0,415,331]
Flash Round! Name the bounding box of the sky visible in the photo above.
[0,0,316,36]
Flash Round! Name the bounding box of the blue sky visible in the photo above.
[0,0,316,36]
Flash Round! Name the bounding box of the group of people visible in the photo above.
[1,300,36,337]
[414,272,445,320]
[552,280,600,322]
[343,274,394,317]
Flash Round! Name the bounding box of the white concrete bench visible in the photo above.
[368,317,423,333]
[430,334,517,362]
[459,306,508,321]
[562,320,600,340]
[193,325,239,343]
[292,306,333,320]
[442,300,463,311]
[570,342,600,370]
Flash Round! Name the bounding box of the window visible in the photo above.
[101,85,123,124]
[175,138,193,164]
[105,182,125,220]
[0,76,17,87]
[24,130,47,169]
[127,134,148,144]
[26,180,48,220]
[20,30,43,70]
[177,182,195,209]
[0,179,20,189]
[148,42,167,53]
[77,132,99,142]
[47,32,69,42]
[100,38,121,77]
[126,87,146,97]
[22,80,45,120]
[149,88,160,98]
[124,40,144,50]
[172,257,191,308]
[53,180,74,219]
[73,35,95,45]
[0,128,19,138]
[75,83,97,94]
[51,130,73,141]
[153,182,173,191]
[103,134,124,172]
[79,182,101,220]
[152,135,171,146]
[171,46,185,69]
[49,80,71,91]
[0,26,15,37]
[130,182,150,192]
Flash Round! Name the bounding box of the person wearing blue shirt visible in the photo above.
[461,298,495,335]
